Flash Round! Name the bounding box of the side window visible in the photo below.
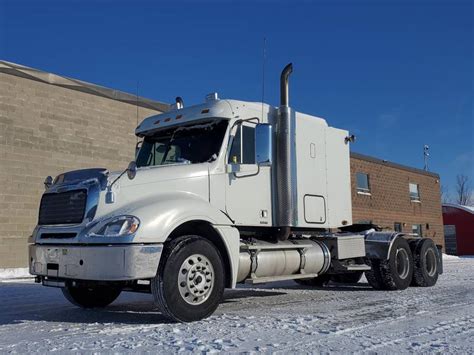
[140,142,166,166]
[228,124,255,164]
[394,222,402,232]
[154,143,167,165]
[163,145,182,164]
[356,172,370,193]
[409,183,420,201]
[412,224,423,237]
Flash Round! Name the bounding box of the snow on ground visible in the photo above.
[0,256,473,353]
[0,268,30,281]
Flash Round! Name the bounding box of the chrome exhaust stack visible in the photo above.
[275,63,297,240]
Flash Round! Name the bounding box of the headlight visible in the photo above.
[89,215,140,237]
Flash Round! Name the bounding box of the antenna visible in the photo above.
[136,81,139,143]
[261,37,266,121]
[423,145,430,171]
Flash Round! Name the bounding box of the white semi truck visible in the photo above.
[29,64,442,322]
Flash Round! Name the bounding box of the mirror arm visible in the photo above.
[108,168,128,191]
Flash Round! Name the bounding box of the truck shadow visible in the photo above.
[0,284,286,326]
[0,282,375,326]
[287,282,376,291]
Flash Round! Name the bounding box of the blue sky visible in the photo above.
[1,0,472,197]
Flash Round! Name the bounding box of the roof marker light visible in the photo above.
[154,120,160,125]
[201,109,210,114]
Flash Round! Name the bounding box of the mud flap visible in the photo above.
[436,244,443,275]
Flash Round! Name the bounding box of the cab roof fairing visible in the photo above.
[136,100,235,137]
[135,99,278,137]
[134,98,329,137]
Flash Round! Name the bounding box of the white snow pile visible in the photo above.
[0,268,31,281]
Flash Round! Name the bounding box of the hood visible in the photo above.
[96,162,211,220]
[114,163,209,189]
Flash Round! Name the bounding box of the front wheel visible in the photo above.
[62,285,121,308]
[152,235,225,322]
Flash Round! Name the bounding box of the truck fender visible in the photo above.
[124,193,233,243]
[364,231,403,260]
[116,193,240,287]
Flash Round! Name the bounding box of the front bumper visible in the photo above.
[29,244,162,281]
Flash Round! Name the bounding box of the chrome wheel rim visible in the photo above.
[395,248,410,279]
[424,248,437,277]
[178,254,214,305]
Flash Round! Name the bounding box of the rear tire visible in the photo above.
[366,237,414,290]
[331,271,363,284]
[151,235,225,322]
[62,286,121,308]
[365,259,385,290]
[410,239,439,287]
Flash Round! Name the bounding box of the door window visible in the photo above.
[228,124,255,164]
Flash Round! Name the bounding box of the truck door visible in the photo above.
[225,122,272,226]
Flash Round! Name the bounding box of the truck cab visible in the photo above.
[29,64,442,322]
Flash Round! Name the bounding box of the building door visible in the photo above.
[444,225,457,255]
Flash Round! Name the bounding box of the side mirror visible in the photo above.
[44,176,53,190]
[255,123,272,166]
[127,161,137,180]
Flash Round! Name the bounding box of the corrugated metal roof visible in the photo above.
[0,60,170,112]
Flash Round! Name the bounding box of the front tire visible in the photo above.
[152,235,225,322]
[62,286,121,308]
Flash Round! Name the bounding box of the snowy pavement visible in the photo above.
[0,256,473,353]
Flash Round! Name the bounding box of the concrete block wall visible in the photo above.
[350,153,445,248]
[0,72,163,267]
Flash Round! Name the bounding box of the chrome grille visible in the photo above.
[38,190,87,225]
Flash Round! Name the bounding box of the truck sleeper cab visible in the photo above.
[29,64,442,322]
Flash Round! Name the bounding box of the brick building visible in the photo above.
[0,61,167,268]
[350,153,444,247]
[0,61,444,269]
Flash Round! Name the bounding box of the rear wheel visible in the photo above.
[410,238,439,287]
[366,237,414,290]
[62,286,121,308]
[151,235,225,322]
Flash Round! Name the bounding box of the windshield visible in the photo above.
[136,120,228,167]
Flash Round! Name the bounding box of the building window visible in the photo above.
[394,222,402,232]
[412,224,423,237]
[356,173,370,193]
[409,183,420,201]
